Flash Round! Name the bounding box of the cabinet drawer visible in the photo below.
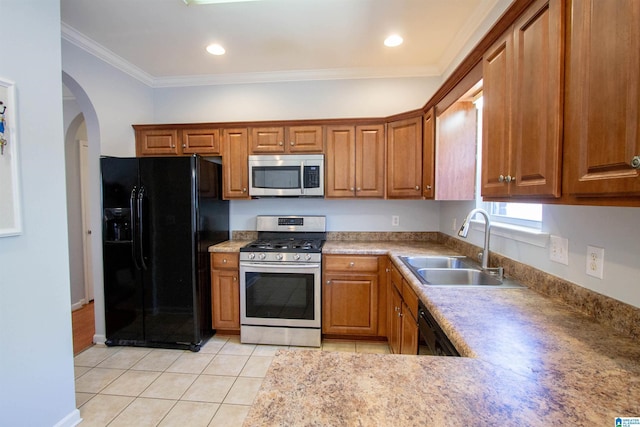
[402,279,418,319]
[211,252,239,269]
[324,255,379,272]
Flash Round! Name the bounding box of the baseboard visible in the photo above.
[70,299,86,312]
[93,334,106,345]
[53,409,81,427]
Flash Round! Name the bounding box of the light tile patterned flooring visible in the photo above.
[75,335,390,426]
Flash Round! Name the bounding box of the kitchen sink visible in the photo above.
[400,256,524,288]
[416,268,502,286]
[401,256,471,269]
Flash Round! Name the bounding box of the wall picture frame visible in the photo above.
[0,77,22,237]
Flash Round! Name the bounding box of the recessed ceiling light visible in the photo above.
[384,34,403,47]
[206,43,226,55]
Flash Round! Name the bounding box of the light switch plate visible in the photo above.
[549,235,569,265]
[586,245,604,279]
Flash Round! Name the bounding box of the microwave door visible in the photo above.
[300,161,305,196]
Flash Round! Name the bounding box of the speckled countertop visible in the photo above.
[210,240,640,425]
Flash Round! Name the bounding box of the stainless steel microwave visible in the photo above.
[248,154,324,197]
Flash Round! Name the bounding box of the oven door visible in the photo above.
[240,262,321,328]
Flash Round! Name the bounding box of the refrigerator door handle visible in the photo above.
[130,186,141,270]
[137,186,148,270]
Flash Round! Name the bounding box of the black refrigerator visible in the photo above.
[101,155,229,351]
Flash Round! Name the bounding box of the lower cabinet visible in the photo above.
[387,259,418,355]
[322,255,383,337]
[210,253,240,332]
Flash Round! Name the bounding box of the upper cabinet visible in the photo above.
[134,125,220,156]
[135,127,180,156]
[250,125,323,154]
[563,0,640,197]
[222,128,250,200]
[482,0,564,199]
[422,109,435,199]
[182,128,220,155]
[325,124,385,198]
[386,116,423,199]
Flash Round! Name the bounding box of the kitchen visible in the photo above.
[1,0,639,426]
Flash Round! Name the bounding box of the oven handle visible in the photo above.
[240,262,320,269]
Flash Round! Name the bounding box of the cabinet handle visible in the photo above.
[290,141,295,146]
[415,185,420,190]
[233,276,237,281]
[278,141,283,146]
[182,143,186,149]
[505,175,516,183]
[326,280,331,285]
[356,187,361,192]
[498,175,505,183]
[350,187,355,191]
[242,187,247,193]
[426,185,432,190]
[349,262,355,267]
[222,259,227,263]
[631,156,640,169]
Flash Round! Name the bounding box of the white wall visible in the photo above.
[231,199,440,232]
[0,1,79,426]
[154,77,440,123]
[439,202,640,309]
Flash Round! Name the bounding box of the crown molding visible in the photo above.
[61,23,155,87]
[61,23,439,88]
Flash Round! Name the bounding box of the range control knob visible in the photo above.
[293,254,301,260]
[305,254,312,261]
[248,253,255,260]
[276,253,283,260]
[259,253,266,260]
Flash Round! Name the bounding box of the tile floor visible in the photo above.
[74,335,390,426]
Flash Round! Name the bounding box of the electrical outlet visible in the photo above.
[392,215,400,227]
[586,245,604,279]
[451,218,457,231]
[549,235,569,265]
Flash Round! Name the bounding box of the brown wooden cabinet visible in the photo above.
[210,253,240,332]
[322,255,381,337]
[222,128,250,199]
[482,0,563,199]
[386,116,423,199]
[387,260,418,355]
[325,124,385,198]
[422,109,435,199]
[135,128,180,156]
[182,128,220,155]
[563,0,640,197]
[250,125,323,154]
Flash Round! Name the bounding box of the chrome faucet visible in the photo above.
[458,208,491,270]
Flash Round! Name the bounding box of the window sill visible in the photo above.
[470,219,549,248]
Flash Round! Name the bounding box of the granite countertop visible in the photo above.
[239,240,640,426]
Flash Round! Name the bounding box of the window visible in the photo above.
[475,95,543,230]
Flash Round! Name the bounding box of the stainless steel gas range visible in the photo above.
[239,215,326,347]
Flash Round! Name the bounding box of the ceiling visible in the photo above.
[61,0,503,87]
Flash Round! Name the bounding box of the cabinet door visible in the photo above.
[211,269,240,331]
[182,128,220,155]
[564,0,640,196]
[137,129,180,156]
[325,126,356,197]
[510,0,563,197]
[482,31,512,198]
[250,127,285,153]
[222,128,250,199]
[400,304,418,355]
[386,117,423,198]
[389,285,402,355]
[322,273,378,336]
[422,109,435,199]
[356,125,385,198]
[287,125,324,153]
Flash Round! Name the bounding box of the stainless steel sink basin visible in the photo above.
[399,255,523,288]
[401,256,471,269]
[416,268,502,286]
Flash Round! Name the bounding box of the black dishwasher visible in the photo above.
[418,300,460,357]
